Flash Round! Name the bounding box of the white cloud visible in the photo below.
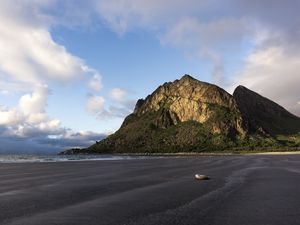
[0,11,85,85]
[88,74,103,92]
[0,90,10,95]
[86,95,105,114]
[86,93,134,119]
[0,107,22,126]
[101,105,133,119]
[0,0,102,96]
[95,0,171,35]
[95,0,211,35]
[37,119,61,132]
[161,17,247,51]
[110,88,127,102]
[18,85,49,116]
[0,86,63,138]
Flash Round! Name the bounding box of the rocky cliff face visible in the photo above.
[134,75,245,135]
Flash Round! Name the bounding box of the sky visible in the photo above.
[0,0,300,153]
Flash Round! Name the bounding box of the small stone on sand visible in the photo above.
[195,174,210,180]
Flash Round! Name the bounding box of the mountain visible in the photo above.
[60,75,300,154]
[233,85,300,135]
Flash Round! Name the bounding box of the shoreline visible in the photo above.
[3,150,300,164]
[61,150,300,157]
[118,151,300,156]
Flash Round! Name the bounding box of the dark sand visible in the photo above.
[1,155,300,225]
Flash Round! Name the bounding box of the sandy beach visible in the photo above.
[1,155,300,225]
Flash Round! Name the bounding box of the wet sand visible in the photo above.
[1,155,300,225]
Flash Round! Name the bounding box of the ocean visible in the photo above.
[0,154,145,163]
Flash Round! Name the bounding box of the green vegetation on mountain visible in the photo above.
[60,75,300,154]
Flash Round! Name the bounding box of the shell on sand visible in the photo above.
[195,174,209,180]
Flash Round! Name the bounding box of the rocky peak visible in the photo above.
[135,75,235,114]
[133,75,246,135]
[233,85,291,117]
[233,85,300,135]
[234,85,247,92]
[179,74,197,82]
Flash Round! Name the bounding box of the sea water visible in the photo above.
[0,154,144,163]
